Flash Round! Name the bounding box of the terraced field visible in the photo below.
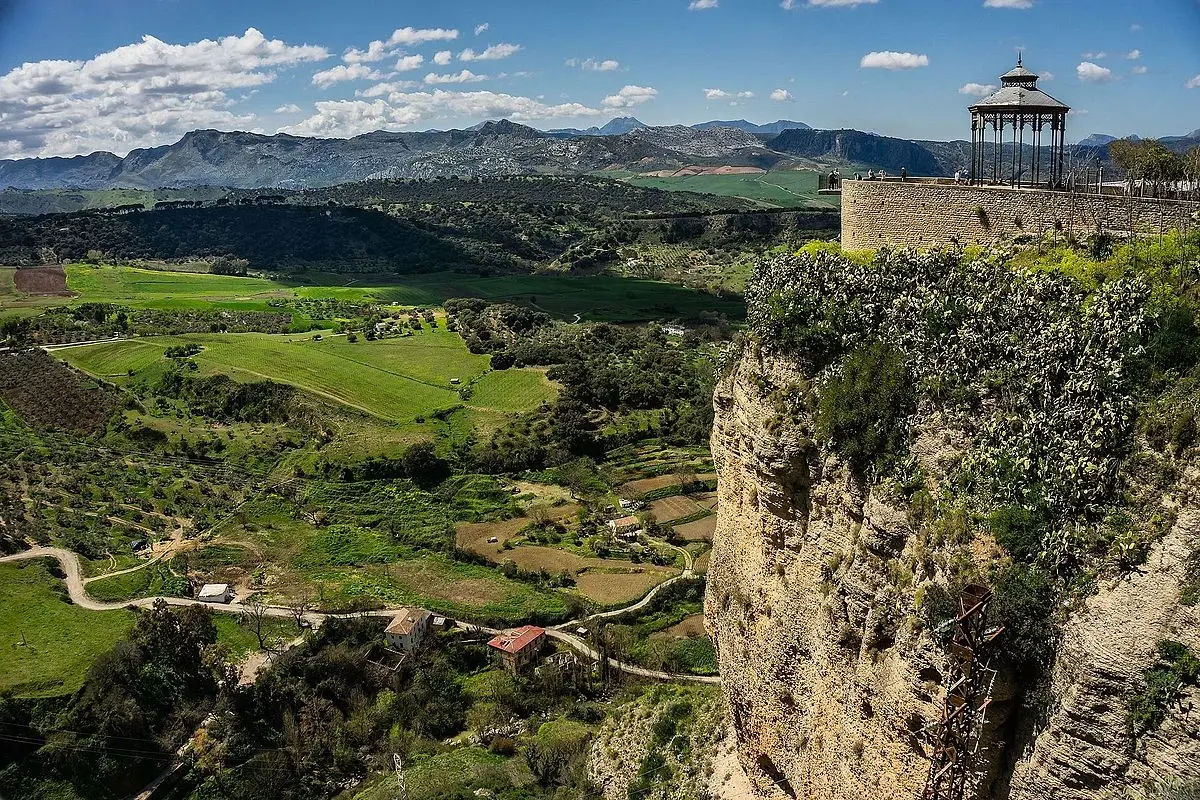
[56,328,558,423]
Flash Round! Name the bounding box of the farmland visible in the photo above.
[609,169,840,210]
[0,262,745,324]
[55,326,557,425]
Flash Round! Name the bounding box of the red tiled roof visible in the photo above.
[487,625,545,654]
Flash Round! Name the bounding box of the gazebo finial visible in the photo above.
[1017,51,1023,67]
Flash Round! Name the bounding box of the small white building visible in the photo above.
[608,515,641,536]
[385,608,432,653]
[197,584,233,604]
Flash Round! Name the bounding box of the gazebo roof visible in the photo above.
[970,58,1070,113]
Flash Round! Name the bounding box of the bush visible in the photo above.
[988,562,1056,674]
[1129,640,1200,735]
[986,505,1050,562]
[814,341,914,473]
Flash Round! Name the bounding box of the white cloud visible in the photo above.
[394,55,425,72]
[1187,75,1200,90]
[280,90,604,138]
[704,88,754,100]
[0,27,329,158]
[1082,51,1108,60]
[433,50,453,66]
[1125,49,1141,59]
[688,0,718,9]
[474,23,489,36]
[983,0,1033,7]
[388,27,459,46]
[313,63,382,89]
[860,51,929,70]
[1076,61,1114,83]
[1131,65,1148,75]
[770,88,794,101]
[602,84,658,109]
[959,82,997,96]
[569,58,621,72]
[802,0,879,5]
[275,103,302,114]
[359,81,419,98]
[424,69,488,85]
[343,40,391,64]
[1040,70,1054,81]
[459,43,522,62]
[1130,23,1142,32]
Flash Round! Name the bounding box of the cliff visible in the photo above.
[705,245,1200,799]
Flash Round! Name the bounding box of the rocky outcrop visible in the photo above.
[705,345,1200,800]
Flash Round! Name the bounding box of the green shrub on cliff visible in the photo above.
[814,341,914,473]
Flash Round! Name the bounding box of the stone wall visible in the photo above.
[842,179,1199,250]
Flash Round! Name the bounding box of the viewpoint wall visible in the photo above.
[841,179,1199,250]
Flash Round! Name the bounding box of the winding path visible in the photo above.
[0,547,719,685]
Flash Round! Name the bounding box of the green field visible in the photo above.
[56,328,558,424]
[0,560,134,698]
[1,264,745,323]
[611,169,839,210]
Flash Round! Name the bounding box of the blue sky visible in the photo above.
[0,0,1197,159]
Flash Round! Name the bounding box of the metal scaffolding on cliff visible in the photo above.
[921,583,1004,800]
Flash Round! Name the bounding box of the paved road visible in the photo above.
[1,547,719,685]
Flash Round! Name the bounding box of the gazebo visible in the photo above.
[969,57,1070,188]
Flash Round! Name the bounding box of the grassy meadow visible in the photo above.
[1,263,744,323]
[0,560,134,698]
[55,326,557,424]
[603,169,839,210]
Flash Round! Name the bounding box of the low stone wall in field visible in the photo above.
[842,179,1200,250]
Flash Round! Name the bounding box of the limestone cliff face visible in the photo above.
[705,345,1200,800]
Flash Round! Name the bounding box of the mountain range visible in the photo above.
[0,118,1195,192]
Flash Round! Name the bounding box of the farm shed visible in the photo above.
[197,584,233,604]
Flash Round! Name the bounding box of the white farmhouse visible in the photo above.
[385,608,432,653]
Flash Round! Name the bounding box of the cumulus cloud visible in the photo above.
[424,70,488,85]
[313,63,382,88]
[1131,65,1148,75]
[770,88,794,101]
[1187,75,1200,90]
[704,88,754,100]
[567,58,621,72]
[394,55,425,72]
[602,85,658,109]
[459,43,522,62]
[474,23,489,36]
[1076,61,1114,82]
[1125,49,1141,59]
[860,51,929,70]
[983,0,1033,7]
[433,50,453,66]
[0,28,328,158]
[1040,70,1054,81]
[1082,51,1108,60]
[688,0,718,9]
[343,40,391,64]
[280,90,603,138]
[388,27,459,46]
[959,82,997,96]
[275,103,302,113]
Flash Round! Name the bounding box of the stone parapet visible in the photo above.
[842,179,1199,250]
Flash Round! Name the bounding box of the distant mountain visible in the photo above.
[766,129,942,175]
[691,120,812,135]
[0,120,772,190]
[547,117,649,137]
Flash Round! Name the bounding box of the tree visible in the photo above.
[243,598,275,652]
[286,592,314,630]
